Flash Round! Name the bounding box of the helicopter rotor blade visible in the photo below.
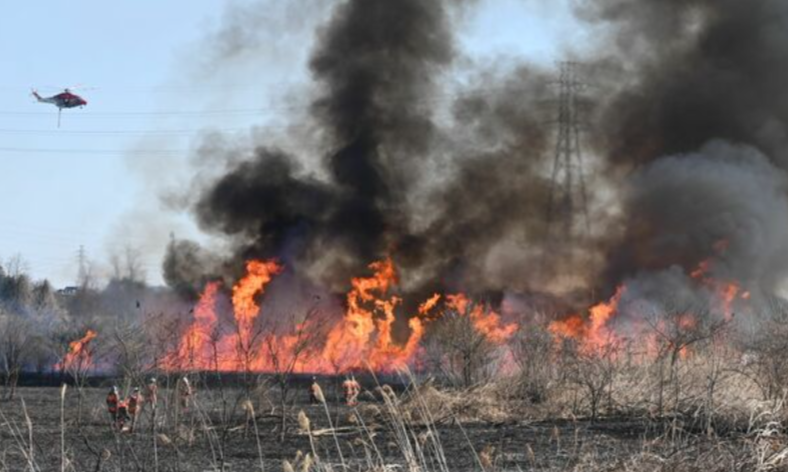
[65,84,99,92]
[36,84,99,94]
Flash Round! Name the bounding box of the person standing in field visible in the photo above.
[116,399,131,431]
[350,376,361,406]
[145,378,158,408]
[310,376,321,404]
[106,386,119,427]
[144,377,159,428]
[127,387,142,432]
[179,376,192,409]
[342,376,360,406]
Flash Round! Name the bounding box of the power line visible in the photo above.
[0,147,186,155]
[0,107,292,117]
[0,128,249,136]
[0,83,287,93]
[0,82,556,118]
[0,221,94,237]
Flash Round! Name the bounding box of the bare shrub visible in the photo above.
[645,304,730,417]
[562,336,621,420]
[739,301,788,406]
[511,323,556,403]
[425,301,499,388]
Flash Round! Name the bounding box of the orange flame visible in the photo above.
[544,240,752,359]
[419,293,442,316]
[167,261,283,372]
[444,294,518,344]
[690,260,711,280]
[321,258,431,372]
[172,281,221,370]
[232,260,283,348]
[547,314,587,339]
[588,286,625,342]
[549,285,626,351]
[59,330,97,372]
[166,257,519,374]
[689,251,749,320]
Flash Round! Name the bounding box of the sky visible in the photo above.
[0,0,590,288]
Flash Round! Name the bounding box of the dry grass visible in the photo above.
[399,381,512,424]
[3,352,788,471]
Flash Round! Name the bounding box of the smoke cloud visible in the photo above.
[606,141,788,310]
[569,0,788,300]
[174,0,560,299]
[580,0,788,168]
[166,0,788,317]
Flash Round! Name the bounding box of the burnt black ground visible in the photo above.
[0,386,748,471]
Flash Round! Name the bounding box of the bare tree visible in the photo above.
[124,245,146,283]
[3,254,29,279]
[110,244,147,283]
[111,321,150,388]
[0,256,33,314]
[0,311,33,399]
[233,320,267,390]
[144,311,184,373]
[32,280,58,314]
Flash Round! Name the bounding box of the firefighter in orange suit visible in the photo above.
[342,376,360,406]
[116,399,131,430]
[127,387,142,432]
[106,386,119,425]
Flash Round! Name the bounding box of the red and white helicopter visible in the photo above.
[32,88,88,127]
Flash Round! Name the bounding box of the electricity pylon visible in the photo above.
[545,61,590,242]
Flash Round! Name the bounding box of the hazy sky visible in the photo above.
[0,0,589,288]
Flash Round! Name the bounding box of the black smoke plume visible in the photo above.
[581,0,788,167]
[168,0,788,317]
[174,0,557,300]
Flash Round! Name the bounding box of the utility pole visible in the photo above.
[545,61,590,242]
[76,245,87,287]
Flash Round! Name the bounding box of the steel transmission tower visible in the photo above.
[545,61,590,242]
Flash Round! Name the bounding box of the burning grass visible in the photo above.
[157,257,517,377]
[10,244,788,471]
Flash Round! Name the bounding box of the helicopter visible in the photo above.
[32,88,88,127]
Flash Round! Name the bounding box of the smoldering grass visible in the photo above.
[351,407,386,470]
[60,384,66,472]
[190,390,224,471]
[21,398,35,470]
[314,383,347,470]
[298,409,321,466]
[0,399,40,472]
[244,399,266,472]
